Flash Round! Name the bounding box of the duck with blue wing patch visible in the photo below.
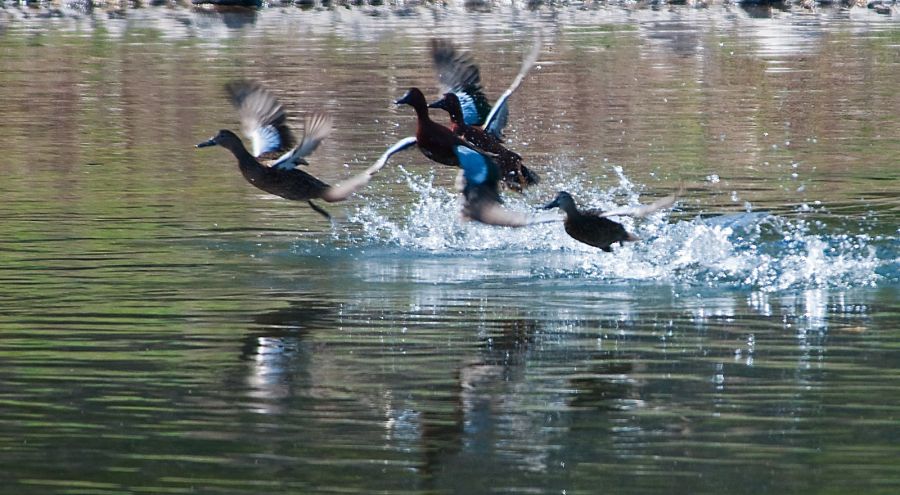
[429,37,542,191]
[430,92,539,192]
[377,87,559,227]
[431,36,541,141]
[197,81,397,219]
[431,39,493,128]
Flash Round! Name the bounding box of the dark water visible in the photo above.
[1,5,898,494]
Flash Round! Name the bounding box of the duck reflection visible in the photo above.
[237,297,643,487]
[567,359,639,412]
[239,299,339,415]
[418,316,538,486]
[418,316,646,490]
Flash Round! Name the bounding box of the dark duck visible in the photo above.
[428,37,542,191]
[197,81,395,219]
[542,191,680,252]
[379,87,556,227]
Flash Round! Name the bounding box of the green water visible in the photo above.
[0,5,898,494]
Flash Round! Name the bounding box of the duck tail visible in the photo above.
[520,164,540,186]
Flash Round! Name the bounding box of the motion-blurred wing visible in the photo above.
[322,137,417,202]
[453,145,496,185]
[431,38,492,126]
[483,36,542,140]
[271,112,333,171]
[225,81,297,158]
[598,192,681,218]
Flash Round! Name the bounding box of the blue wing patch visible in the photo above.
[252,125,282,157]
[453,145,490,185]
[455,91,480,126]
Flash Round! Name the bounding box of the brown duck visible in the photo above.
[196,81,394,219]
[379,87,559,228]
[542,192,639,252]
[429,37,542,191]
[542,191,681,252]
[428,92,538,191]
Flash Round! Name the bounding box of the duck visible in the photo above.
[377,87,557,227]
[428,92,538,191]
[434,37,541,130]
[542,191,680,251]
[196,81,396,219]
[430,37,540,137]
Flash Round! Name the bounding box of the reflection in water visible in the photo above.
[194,9,258,30]
[420,316,540,484]
[740,3,788,19]
[642,21,702,58]
[239,299,339,414]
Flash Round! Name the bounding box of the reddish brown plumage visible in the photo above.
[395,88,469,169]
[429,92,539,192]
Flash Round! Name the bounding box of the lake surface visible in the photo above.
[0,4,898,494]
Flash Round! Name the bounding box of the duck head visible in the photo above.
[542,191,578,214]
[196,129,243,151]
[428,92,464,123]
[394,88,428,109]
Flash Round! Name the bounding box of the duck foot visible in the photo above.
[307,200,332,220]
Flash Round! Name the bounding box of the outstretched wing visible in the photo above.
[225,81,296,159]
[460,176,563,227]
[321,137,416,202]
[483,36,542,140]
[597,191,681,218]
[463,199,564,227]
[431,39,493,126]
[270,112,333,171]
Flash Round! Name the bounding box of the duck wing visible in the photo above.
[461,180,561,227]
[321,137,416,202]
[482,36,542,141]
[453,144,500,187]
[452,145,559,227]
[431,39,493,127]
[597,191,681,218]
[270,112,333,171]
[226,81,297,160]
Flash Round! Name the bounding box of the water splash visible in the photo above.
[344,168,894,292]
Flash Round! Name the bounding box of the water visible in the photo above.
[1,4,898,494]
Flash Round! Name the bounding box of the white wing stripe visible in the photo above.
[483,36,542,133]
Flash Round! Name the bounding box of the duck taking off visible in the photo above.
[376,87,557,227]
[542,191,680,251]
[428,92,539,192]
[429,37,542,190]
[430,36,541,140]
[196,81,396,219]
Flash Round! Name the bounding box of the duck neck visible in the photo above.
[223,141,261,172]
[447,104,465,128]
[560,201,580,217]
[411,101,432,123]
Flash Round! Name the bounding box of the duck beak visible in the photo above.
[196,138,217,148]
[624,232,641,242]
[541,198,560,210]
[427,98,447,110]
[394,94,411,106]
